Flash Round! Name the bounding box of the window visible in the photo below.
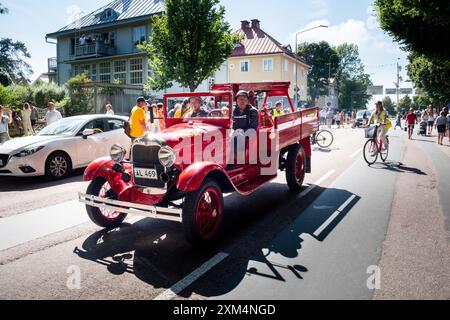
[99,62,111,83]
[133,26,147,45]
[284,60,289,72]
[91,64,97,82]
[129,58,143,84]
[106,119,125,131]
[240,60,249,72]
[263,59,273,72]
[114,60,127,84]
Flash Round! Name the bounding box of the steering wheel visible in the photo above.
[93,128,103,134]
[208,110,224,118]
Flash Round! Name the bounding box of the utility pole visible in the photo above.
[394,58,402,109]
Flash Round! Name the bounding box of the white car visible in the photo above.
[0,115,131,179]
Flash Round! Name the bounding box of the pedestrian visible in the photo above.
[105,103,114,115]
[44,102,62,126]
[129,97,147,142]
[340,111,345,128]
[156,103,165,130]
[335,112,341,128]
[427,106,435,135]
[326,109,333,128]
[21,103,34,136]
[394,112,402,130]
[29,101,38,128]
[405,108,418,140]
[168,103,181,118]
[435,111,447,145]
[447,112,450,142]
[0,105,12,143]
[175,99,191,118]
[421,109,429,134]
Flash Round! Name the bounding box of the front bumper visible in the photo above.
[0,153,45,177]
[78,192,182,223]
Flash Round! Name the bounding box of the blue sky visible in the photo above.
[0,0,412,102]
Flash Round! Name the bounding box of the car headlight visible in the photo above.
[158,146,176,168]
[110,144,126,163]
[13,146,44,158]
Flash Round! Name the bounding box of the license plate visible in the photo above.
[134,167,158,180]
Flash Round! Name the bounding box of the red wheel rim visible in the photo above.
[295,151,305,182]
[195,187,222,240]
[99,182,120,221]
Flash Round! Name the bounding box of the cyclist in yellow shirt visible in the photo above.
[367,101,392,150]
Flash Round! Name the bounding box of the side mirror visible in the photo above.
[82,129,95,139]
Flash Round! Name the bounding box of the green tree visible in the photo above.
[142,0,239,92]
[65,73,94,116]
[398,95,413,111]
[0,38,32,86]
[375,0,450,62]
[407,53,450,105]
[382,96,396,115]
[297,41,339,105]
[339,74,373,110]
[412,92,433,110]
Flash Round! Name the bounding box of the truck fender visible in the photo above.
[177,162,231,192]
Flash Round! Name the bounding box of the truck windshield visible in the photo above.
[166,95,231,119]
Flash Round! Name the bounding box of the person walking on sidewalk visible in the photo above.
[394,112,402,130]
[427,106,435,135]
[435,111,447,145]
[405,108,418,140]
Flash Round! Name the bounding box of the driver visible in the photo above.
[189,96,208,118]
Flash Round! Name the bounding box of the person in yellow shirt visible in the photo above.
[129,97,147,140]
[367,101,392,150]
[174,99,192,118]
[273,101,284,118]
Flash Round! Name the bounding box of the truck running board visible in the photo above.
[78,193,183,223]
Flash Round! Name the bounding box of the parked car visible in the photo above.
[79,82,320,245]
[0,115,130,179]
[355,110,372,127]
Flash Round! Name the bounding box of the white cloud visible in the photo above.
[307,0,330,21]
[66,5,83,26]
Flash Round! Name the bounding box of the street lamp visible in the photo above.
[294,24,328,108]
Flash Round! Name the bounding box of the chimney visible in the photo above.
[251,19,260,30]
[241,20,250,30]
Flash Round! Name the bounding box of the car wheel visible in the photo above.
[286,144,306,192]
[45,152,72,180]
[182,179,224,246]
[85,177,127,229]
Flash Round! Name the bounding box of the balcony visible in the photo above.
[72,42,116,60]
[48,57,57,73]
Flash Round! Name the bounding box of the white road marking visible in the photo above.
[300,170,336,197]
[154,252,229,300]
[313,194,357,238]
[350,148,363,158]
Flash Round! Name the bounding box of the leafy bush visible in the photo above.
[65,73,95,116]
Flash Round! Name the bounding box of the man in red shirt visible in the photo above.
[405,108,418,140]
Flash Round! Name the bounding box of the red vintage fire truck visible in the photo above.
[79,82,319,245]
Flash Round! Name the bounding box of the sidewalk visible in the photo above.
[374,132,450,299]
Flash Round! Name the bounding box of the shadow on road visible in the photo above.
[371,161,427,175]
[0,168,85,192]
[73,183,360,298]
[312,147,340,153]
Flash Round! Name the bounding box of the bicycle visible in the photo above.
[311,129,334,148]
[363,124,389,165]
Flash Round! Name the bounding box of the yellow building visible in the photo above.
[227,19,310,107]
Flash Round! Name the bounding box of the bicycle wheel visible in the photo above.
[316,130,334,148]
[380,138,389,162]
[363,139,378,165]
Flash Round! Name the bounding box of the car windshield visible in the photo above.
[166,95,231,119]
[36,118,85,136]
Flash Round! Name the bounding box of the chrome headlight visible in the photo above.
[13,146,44,158]
[158,146,176,168]
[110,144,126,163]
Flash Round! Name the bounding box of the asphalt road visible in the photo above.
[0,126,448,300]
